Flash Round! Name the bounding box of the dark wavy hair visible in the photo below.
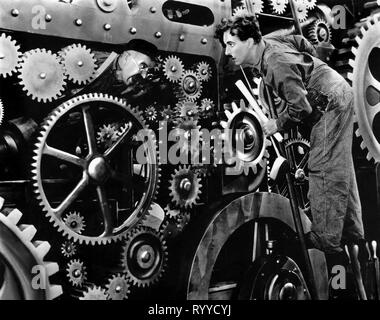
[215,13,262,47]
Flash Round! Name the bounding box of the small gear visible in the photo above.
[269,0,288,15]
[144,105,158,122]
[221,100,270,175]
[121,226,168,287]
[66,259,87,287]
[304,0,316,10]
[105,274,130,300]
[61,240,78,258]
[176,100,199,118]
[18,49,66,103]
[348,13,380,162]
[173,117,202,156]
[293,0,308,22]
[196,62,212,82]
[160,105,178,123]
[169,166,202,208]
[96,124,120,149]
[63,211,86,234]
[0,33,22,78]
[164,204,181,219]
[163,55,184,82]
[233,6,249,17]
[60,43,97,85]
[200,98,216,118]
[159,210,191,239]
[80,286,108,300]
[177,70,202,101]
[308,18,332,45]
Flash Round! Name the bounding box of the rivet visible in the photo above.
[39,73,47,79]
[130,27,137,34]
[150,7,157,13]
[75,19,83,26]
[104,23,111,30]
[11,9,20,17]
[201,38,208,45]
[77,61,84,67]
[179,35,185,41]
[45,14,52,22]
[155,31,162,38]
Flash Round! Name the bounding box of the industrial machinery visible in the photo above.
[0,0,379,300]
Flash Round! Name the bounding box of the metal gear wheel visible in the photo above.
[293,0,308,22]
[0,33,22,78]
[61,240,78,258]
[304,0,316,10]
[176,100,199,118]
[173,117,202,156]
[96,123,120,149]
[221,100,270,175]
[60,43,97,85]
[160,105,178,124]
[63,211,86,234]
[159,211,191,239]
[66,259,87,287]
[169,166,202,208]
[348,13,380,162]
[79,286,108,300]
[144,105,158,122]
[308,18,332,45]
[234,1,264,15]
[200,98,215,117]
[18,49,66,103]
[178,70,203,101]
[31,93,160,245]
[121,226,168,287]
[269,0,288,15]
[0,199,62,300]
[164,204,181,219]
[196,62,212,82]
[163,55,184,83]
[105,274,130,300]
[233,6,249,17]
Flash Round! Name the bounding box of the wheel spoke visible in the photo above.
[297,151,309,170]
[82,106,97,156]
[53,174,88,218]
[43,144,86,167]
[96,186,114,236]
[104,121,133,159]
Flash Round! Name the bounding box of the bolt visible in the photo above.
[201,38,208,45]
[45,14,52,22]
[11,9,19,17]
[155,31,162,38]
[103,0,113,6]
[180,178,192,192]
[150,7,157,13]
[179,35,185,41]
[171,66,177,72]
[77,60,84,67]
[130,27,137,34]
[104,23,111,30]
[39,73,47,79]
[115,285,122,293]
[189,81,195,89]
[75,19,83,26]
[201,69,207,75]
[71,221,77,228]
[141,250,151,263]
[73,269,81,278]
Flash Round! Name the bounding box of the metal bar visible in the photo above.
[288,0,303,36]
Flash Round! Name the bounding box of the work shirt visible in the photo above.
[254,34,331,131]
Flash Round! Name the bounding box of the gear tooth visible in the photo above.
[225,110,232,119]
[220,121,227,129]
[45,262,59,276]
[348,59,355,68]
[47,285,63,300]
[19,224,37,242]
[34,240,51,260]
[6,208,23,225]
[347,72,353,82]
[360,141,366,150]
[366,152,373,161]
[355,128,360,137]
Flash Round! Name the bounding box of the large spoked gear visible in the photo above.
[121,226,168,288]
[176,100,199,118]
[196,62,212,82]
[178,70,203,101]
[61,240,78,258]
[293,0,308,22]
[163,55,184,83]
[0,33,22,78]
[79,286,108,300]
[18,49,66,103]
[221,100,270,175]
[105,274,130,300]
[169,166,202,208]
[348,13,380,162]
[0,199,62,300]
[66,259,87,287]
[60,44,97,85]
[269,0,288,15]
[31,93,160,245]
[308,18,332,46]
[63,211,86,234]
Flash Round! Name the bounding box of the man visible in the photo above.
[215,13,364,269]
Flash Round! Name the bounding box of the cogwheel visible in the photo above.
[61,240,78,258]
[176,100,199,118]
[144,105,158,122]
[177,70,202,101]
[163,55,184,82]
[269,0,288,15]
[199,98,216,119]
[173,117,202,156]
[80,286,108,300]
[234,0,264,15]
[63,211,86,234]
[105,274,130,300]
[164,204,181,219]
[18,49,66,103]
[196,62,212,82]
[308,18,332,45]
[348,13,380,162]
[66,259,87,287]
[31,93,160,245]
[121,226,168,287]
[169,166,202,208]
[304,0,316,10]
[0,33,22,78]
[0,198,62,300]
[159,210,191,239]
[233,6,249,17]
[160,105,178,123]
[221,100,270,175]
[96,124,120,149]
[60,43,97,85]
[293,0,308,22]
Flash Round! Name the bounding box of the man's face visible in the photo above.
[116,50,154,85]
[223,31,252,66]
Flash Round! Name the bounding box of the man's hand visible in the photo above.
[263,119,278,136]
